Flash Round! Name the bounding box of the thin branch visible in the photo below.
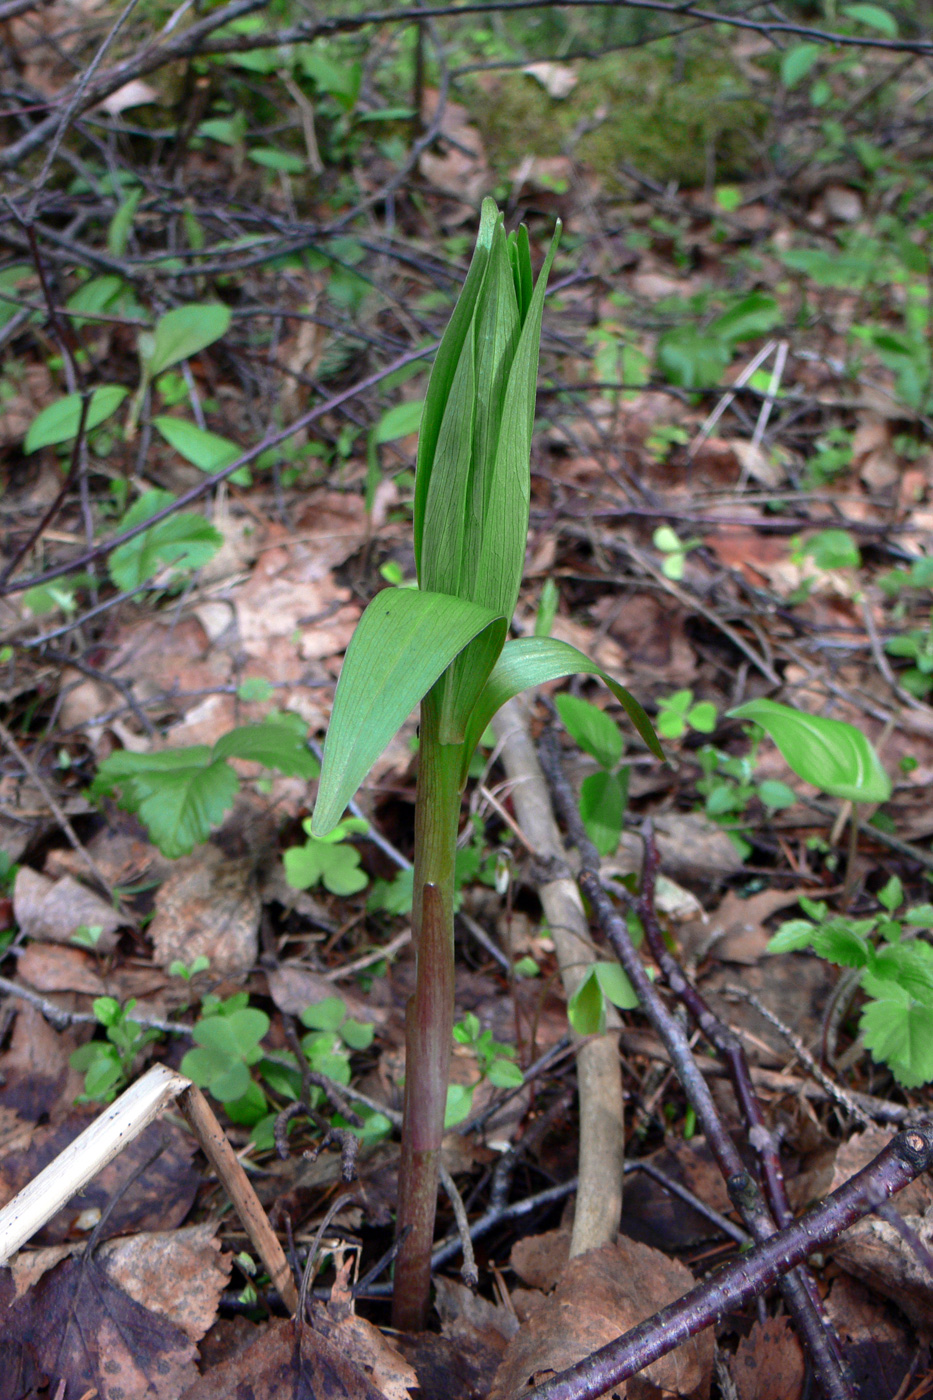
[523,1124,933,1400]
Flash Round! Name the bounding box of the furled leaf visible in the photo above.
[414,198,499,573]
[25,385,128,452]
[460,636,662,785]
[144,303,231,377]
[312,588,505,835]
[728,698,891,803]
[153,415,250,485]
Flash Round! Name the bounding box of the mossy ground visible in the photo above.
[467,38,766,189]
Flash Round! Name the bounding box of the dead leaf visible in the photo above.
[523,62,578,98]
[0,1250,199,1400]
[435,1275,518,1346]
[620,1140,733,1250]
[310,1295,419,1400]
[149,843,260,975]
[98,1224,231,1342]
[419,91,489,206]
[730,1317,804,1400]
[831,1211,933,1330]
[825,1274,916,1400]
[691,886,802,965]
[0,1118,199,1243]
[12,867,122,950]
[17,942,107,996]
[0,1002,83,1129]
[510,1229,571,1292]
[235,546,359,663]
[98,78,159,114]
[180,1315,388,1399]
[488,1239,714,1399]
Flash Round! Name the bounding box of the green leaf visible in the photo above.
[594,960,639,1010]
[555,694,623,770]
[247,148,305,173]
[656,327,731,390]
[311,588,506,835]
[872,941,933,1001]
[213,719,318,779]
[0,266,32,331]
[580,770,626,856]
[92,746,239,858]
[727,698,891,803]
[567,967,606,1036]
[108,189,142,258]
[144,303,231,377]
[708,293,781,347]
[237,678,274,702]
[444,1083,474,1128]
[372,400,424,444]
[878,875,903,912]
[300,998,347,1032]
[108,490,223,589]
[781,42,821,88]
[414,199,500,575]
[757,779,797,810]
[460,636,663,786]
[860,972,933,1086]
[341,1019,374,1050]
[767,919,819,954]
[842,2,897,35]
[25,385,129,452]
[153,416,250,486]
[487,1058,524,1088]
[804,529,861,570]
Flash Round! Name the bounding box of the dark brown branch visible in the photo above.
[523,1124,933,1400]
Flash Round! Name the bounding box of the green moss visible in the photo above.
[468,39,764,189]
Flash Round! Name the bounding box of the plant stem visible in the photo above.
[393,689,462,1330]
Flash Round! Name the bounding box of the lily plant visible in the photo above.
[312,198,663,1329]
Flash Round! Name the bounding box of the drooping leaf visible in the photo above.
[460,636,663,785]
[567,966,606,1036]
[594,959,639,1010]
[153,415,250,485]
[728,698,891,803]
[311,587,505,835]
[144,303,231,377]
[25,385,129,452]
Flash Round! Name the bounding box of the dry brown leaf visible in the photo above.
[12,867,122,951]
[510,1229,572,1292]
[98,1224,232,1342]
[693,886,802,965]
[17,942,107,995]
[434,1275,519,1347]
[149,843,260,975]
[523,62,578,98]
[180,1314,389,1400]
[730,1317,804,1400]
[489,1239,714,1399]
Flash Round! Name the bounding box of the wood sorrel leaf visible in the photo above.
[312,588,505,835]
[728,698,891,803]
[459,636,663,785]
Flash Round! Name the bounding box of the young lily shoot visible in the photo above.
[311,198,663,1329]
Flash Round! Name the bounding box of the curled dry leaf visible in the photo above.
[98,1223,232,1342]
[488,1238,714,1399]
[730,1317,804,1400]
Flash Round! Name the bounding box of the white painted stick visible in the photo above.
[0,1063,190,1266]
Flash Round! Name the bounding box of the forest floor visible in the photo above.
[2,4,933,1397]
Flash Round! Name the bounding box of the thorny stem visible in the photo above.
[522,1124,933,1400]
[538,728,852,1399]
[393,689,461,1330]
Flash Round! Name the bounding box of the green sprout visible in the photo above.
[310,199,662,1328]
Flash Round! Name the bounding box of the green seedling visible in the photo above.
[790,528,861,572]
[70,923,105,951]
[285,816,370,896]
[567,960,639,1036]
[885,620,933,698]
[92,714,318,859]
[729,697,891,900]
[656,689,718,741]
[169,955,211,981]
[653,525,700,581]
[769,875,933,1086]
[70,997,163,1102]
[555,693,630,856]
[446,1012,524,1126]
[311,198,662,1328]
